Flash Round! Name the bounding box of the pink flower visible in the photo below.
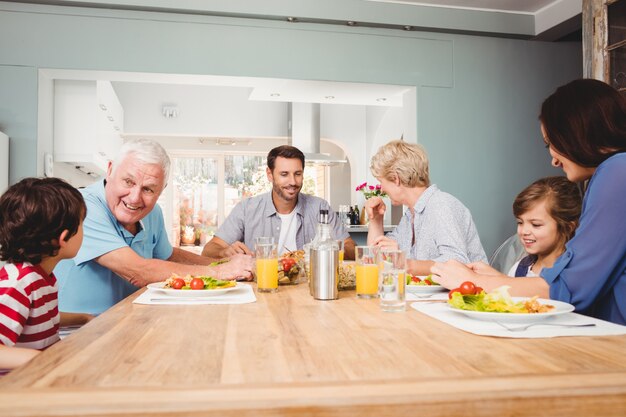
[356,182,387,199]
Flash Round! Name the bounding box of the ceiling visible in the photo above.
[367,1,564,14]
[38,0,582,119]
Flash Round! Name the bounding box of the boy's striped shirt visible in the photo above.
[0,263,60,349]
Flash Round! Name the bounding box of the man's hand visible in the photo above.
[222,241,253,257]
[365,196,386,222]
[216,253,254,281]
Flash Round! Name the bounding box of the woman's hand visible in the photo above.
[365,196,386,222]
[372,235,399,250]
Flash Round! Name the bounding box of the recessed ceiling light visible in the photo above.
[347,21,357,27]
[403,25,412,31]
[376,98,387,102]
[287,17,298,23]
[325,95,335,99]
[270,93,281,97]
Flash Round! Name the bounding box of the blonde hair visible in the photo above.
[370,140,430,187]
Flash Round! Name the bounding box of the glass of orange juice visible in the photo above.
[355,246,378,299]
[336,240,345,264]
[255,237,278,293]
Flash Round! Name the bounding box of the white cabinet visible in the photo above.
[54,80,124,176]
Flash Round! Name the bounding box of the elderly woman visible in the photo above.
[365,140,487,276]
[432,79,626,325]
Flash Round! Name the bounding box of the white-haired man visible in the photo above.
[56,139,253,314]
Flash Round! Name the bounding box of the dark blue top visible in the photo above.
[541,153,626,325]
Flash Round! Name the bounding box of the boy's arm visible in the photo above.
[0,344,40,370]
[59,312,94,327]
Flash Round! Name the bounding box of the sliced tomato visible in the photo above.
[410,275,421,283]
[190,277,205,290]
[474,287,484,294]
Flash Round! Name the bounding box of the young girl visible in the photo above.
[508,176,582,277]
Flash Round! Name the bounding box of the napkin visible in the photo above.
[133,283,257,305]
[411,302,626,338]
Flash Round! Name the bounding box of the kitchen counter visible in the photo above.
[1,284,626,416]
[346,224,395,245]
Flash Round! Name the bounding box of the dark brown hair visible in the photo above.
[267,145,305,171]
[513,176,582,249]
[540,79,626,167]
[0,177,86,264]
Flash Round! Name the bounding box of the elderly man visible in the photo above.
[202,145,355,260]
[56,139,253,314]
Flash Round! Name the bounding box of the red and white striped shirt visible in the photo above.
[0,263,60,350]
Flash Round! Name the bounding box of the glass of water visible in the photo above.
[377,249,406,312]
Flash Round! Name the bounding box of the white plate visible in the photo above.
[406,284,446,294]
[406,276,446,294]
[447,297,575,323]
[147,281,242,297]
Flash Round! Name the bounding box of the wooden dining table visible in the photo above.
[2,282,626,416]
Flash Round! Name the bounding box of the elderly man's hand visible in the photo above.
[217,253,254,281]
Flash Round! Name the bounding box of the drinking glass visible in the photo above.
[378,249,406,312]
[255,238,278,293]
[355,246,378,299]
[336,240,345,264]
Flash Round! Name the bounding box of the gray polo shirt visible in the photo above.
[386,184,487,263]
[216,192,349,250]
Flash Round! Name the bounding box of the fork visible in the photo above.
[494,321,596,332]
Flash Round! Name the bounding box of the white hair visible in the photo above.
[112,138,171,181]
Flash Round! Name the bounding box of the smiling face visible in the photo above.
[541,124,596,183]
[105,155,166,232]
[267,156,303,204]
[516,199,561,258]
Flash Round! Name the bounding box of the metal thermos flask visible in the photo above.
[309,209,339,300]
[310,246,339,300]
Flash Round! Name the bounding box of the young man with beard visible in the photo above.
[202,145,355,260]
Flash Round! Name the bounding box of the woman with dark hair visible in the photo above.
[432,79,626,325]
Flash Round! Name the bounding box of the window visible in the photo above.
[161,151,327,249]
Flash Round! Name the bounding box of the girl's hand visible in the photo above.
[430,260,478,289]
[466,261,501,275]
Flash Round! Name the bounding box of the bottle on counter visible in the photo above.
[352,205,360,226]
[309,209,339,300]
[347,206,355,226]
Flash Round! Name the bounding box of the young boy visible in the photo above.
[0,177,92,371]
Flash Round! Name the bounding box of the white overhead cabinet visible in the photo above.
[54,80,124,176]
